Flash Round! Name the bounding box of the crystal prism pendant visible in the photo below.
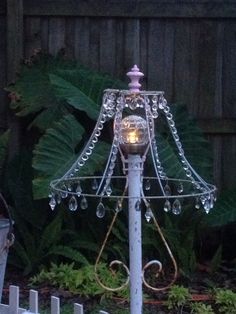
[135,200,141,211]
[172,199,181,215]
[80,196,88,210]
[177,182,183,194]
[163,199,171,212]
[210,194,214,209]
[195,197,201,209]
[145,206,153,222]
[76,183,82,196]
[61,184,68,198]
[96,202,105,218]
[115,200,123,213]
[204,200,210,214]
[68,196,78,211]
[164,184,171,196]
[49,196,56,210]
[106,185,112,196]
[91,178,98,190]
[56,193,62,204]
[144,179,151,191]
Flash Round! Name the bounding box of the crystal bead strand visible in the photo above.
[144,97,167,197]
[96,95,123,198]
[59,105,108,185]
[162,102,208,191]
[161,101,216,212]
[95,93,124,218]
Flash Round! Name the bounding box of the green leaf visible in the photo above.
[33,114,110,199]
[48,246,89,265]
[6,55,125,130]
[38,213,63,253]
[204,190,236,226]
[32,114,84,199]
[49,74,100,120]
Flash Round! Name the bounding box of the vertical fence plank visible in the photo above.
[74,303,83,314]
[24,17,41,58]
[0,15,7,131]
[48,17,65,55]
[7,0,23,83]
[29,289,39,313]
[51,296,60,314]
[124,19,140,71]
[74,17,90,66]
[6,0,23,159]
[9,285,20,313]
[100,19,116,75]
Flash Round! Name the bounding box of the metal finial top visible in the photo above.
[127,65,144,92]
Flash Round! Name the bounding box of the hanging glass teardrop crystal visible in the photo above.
[115,200,123,212]
[177,182,183,194]
[69,196,78,211]
[204,200,211,214]
[195,197,201,209]
[164,184,171,196]
[145,206,153,222]
[61,184,68,198]
[80,196,88,210]
[56,193,62,204]
[210,193,214,209]
[106,185,112,196]
[91,178,98,190]
[67,183,72,192]
[96,202,106,218]
[135,200,141,211]
[76,183,82,196]
[172,199,182,215]
[144,179,151,191]
[163,199,171,212]
[49,196,56,210]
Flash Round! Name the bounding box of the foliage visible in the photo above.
[215,288,236,313]
[9,206,89,275]
[6,53,124,130]
[190,302,215,314]
[30,262,128,299]
[166,284,191,313]
[4,53,229,280]
[32,114,110,198]
[204,190,236,227]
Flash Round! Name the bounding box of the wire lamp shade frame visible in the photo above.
[49,65,217,314]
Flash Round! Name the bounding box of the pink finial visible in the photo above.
[127,65,144,92]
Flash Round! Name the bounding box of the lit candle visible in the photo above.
[127,130,138,144]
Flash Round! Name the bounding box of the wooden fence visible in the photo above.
[0,285,109,314]
[1,0,236,189]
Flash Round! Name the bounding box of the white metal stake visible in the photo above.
[128,154,143,314]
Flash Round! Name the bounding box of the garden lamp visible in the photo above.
[49,65,216,314]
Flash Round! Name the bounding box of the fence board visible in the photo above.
[74,18,90,67]
[74,303,83,314]
[51,296,60,314]
[23,0,236,18]
[0,16,6,131]
[24,17,41,58]
[222,21,236,117]
[48,17,66,56]
[29,290,39,313]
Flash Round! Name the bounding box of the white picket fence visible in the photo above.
[0,285,109,314]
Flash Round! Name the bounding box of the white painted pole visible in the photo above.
[128,154,143,314]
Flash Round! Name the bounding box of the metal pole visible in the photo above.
[128,154,143,314]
